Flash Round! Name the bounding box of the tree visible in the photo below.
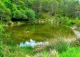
[75,4,80,18]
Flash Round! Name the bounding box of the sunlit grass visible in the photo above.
[59,47,80,57]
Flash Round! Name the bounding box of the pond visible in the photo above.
[5,24,75,43]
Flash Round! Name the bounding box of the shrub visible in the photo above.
[73,17,80,27]
[55,17,72,26]
[40,13,47,19]
[25,8,35,20]
[37,13,48,19]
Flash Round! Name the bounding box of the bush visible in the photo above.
[37,13,48,19]
[55,16,72,26]
[25,8,35,20]
[40,13,48,19]
[73,17,80,27]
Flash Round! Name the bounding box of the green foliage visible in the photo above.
[32,0,79,18]
[25,9,35,20]
[40,13,48,19]
[55,17,70,25]
[0,25,4,57]
[12,1,35,20]
[0,0,35,22]
[37,13,48,19]
[13,10,22,19]
[73,17,80,26]
[18,1,26,10]
[55,17,80,26]
[0,0,12,21]
[0,0,80,23]
[0,25,4,38]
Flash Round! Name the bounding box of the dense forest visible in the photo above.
[0,0,80,57]
[0,0,80,22]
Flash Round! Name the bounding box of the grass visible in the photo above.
[59,47,80,57]
[32,49,58,57]
[0,43,34,57]
[32,47,80,57]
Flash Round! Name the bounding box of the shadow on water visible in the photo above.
[5,24,76,44]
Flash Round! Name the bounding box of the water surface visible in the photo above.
[5,24,75,43]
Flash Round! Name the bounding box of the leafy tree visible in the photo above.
[75,4,80,18]
[0,0,80,22]
[25,8,35,20]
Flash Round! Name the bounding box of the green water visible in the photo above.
[5,24,75,43]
